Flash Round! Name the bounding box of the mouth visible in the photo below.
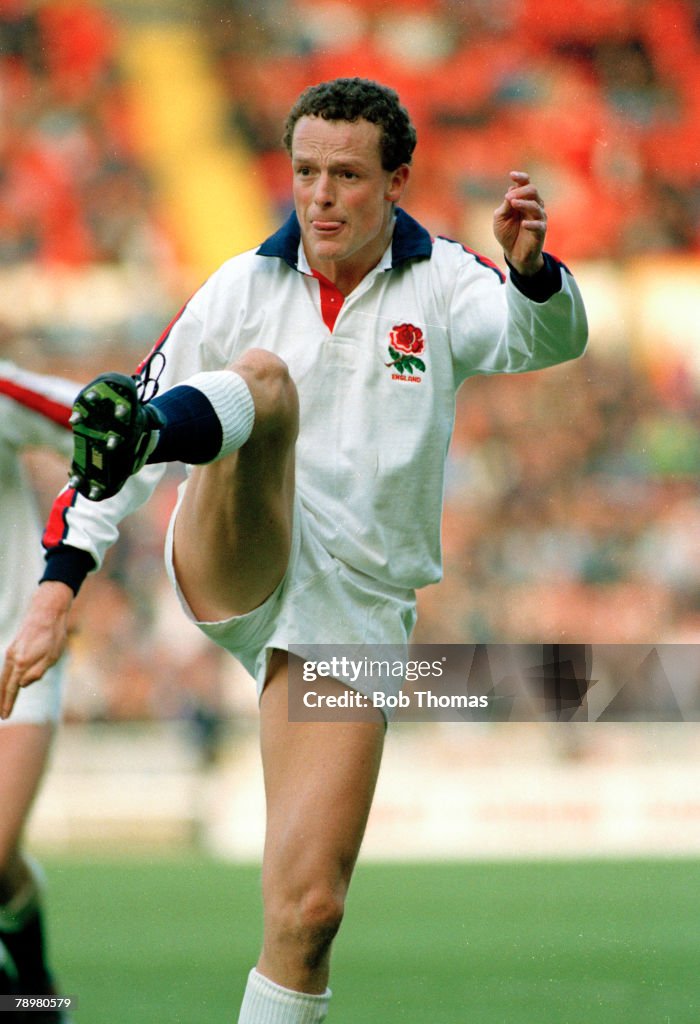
[311,220,344,234]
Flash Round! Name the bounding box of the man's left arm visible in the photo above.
[495,169,588,364]
[448,171,588,380]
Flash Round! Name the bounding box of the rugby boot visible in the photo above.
[68,373,164,501]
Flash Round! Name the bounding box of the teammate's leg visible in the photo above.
[0,724,58,997]
[237,651,385,1022]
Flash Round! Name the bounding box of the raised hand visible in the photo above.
[493,171,547,276]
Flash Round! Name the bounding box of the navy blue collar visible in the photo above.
[392,207,433,264]
[257,207,432,271]
[257,212,301,268]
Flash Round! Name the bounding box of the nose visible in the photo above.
[313,171,335,207]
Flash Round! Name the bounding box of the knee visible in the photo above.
[268,884,345,969]
[299,888,345,952]
[231,349,298,443]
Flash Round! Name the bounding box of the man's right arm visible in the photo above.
[38,294,214,595]
[0,457,167,720]
[0,266,241,718]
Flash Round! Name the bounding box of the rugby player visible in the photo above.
[0,362,77,1022]
[1,79,587,1022]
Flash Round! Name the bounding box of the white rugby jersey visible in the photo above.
[0,362,76,647]
[43,209,587,594]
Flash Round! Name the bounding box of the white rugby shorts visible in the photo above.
[164,484,417,702]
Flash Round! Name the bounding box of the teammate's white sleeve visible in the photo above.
[0,361,78,457]
[433,244,588,383]
[0,363,81,717]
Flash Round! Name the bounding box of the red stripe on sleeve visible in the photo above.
[135,299,190,373]
[42,488,77,549]
[435,236,506,283]
[458,245,505,282]
[0,379,72,428]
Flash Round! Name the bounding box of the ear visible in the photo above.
[385,164,410,203]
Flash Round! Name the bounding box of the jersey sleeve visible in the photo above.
[436,243,588,385]
[0,362,78,458]
[41,294,218,593]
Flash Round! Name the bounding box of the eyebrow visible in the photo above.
[292,154,370,172]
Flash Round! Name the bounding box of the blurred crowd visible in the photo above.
[2,0,700,726]
[0,0,167,266]
[4,0,700,263]
[206,0,700,260]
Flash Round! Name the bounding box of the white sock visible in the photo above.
[183,370,255,458]
[237,968,331,1024]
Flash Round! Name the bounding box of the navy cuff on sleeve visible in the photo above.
[506,252,562,303]
[41,545,96,596]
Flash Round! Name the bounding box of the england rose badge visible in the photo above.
[385,323,426,377]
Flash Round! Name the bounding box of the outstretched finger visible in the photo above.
[0,657,21,720]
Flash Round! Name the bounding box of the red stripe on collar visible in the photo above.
[312,270,344,332]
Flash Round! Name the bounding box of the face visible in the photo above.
[291,115,409,289]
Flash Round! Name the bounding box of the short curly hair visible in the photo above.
[282,78,417,170]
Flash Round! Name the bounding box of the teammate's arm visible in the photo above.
[0,366,80,719]
[0,581,73,719]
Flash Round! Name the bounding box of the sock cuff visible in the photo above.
[185,370,255,459]
[241,968,331,1023]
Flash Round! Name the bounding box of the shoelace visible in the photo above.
[134,350,166,403]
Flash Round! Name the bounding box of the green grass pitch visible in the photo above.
[43,856,700,1022]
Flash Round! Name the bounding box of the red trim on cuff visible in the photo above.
[43,488,77,549]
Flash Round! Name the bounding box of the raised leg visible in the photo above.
[172,350,299,622]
